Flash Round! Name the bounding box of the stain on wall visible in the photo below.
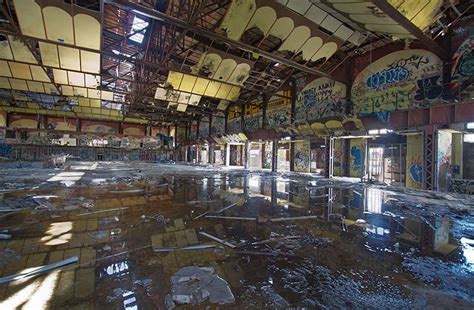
[294,140,310,172]
[123,123,145,136]
[9,114,38,129]
[296,77,346,123]
[352,49,443,114]
[406,134,423,189]
[437,130,452,192]
[0,111,6,127]
[349,138,366,177]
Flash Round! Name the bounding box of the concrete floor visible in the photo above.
[0,161,473,309]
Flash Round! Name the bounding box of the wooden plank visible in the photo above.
[73,220,87,232]
[86,219,98,231]
[173,218,185,230]
[184,228,198,245]
[54,269,75,303]
[151,234,164,250]
[79,247,96,266]
[48,250,65,263]
[173,230,188,247]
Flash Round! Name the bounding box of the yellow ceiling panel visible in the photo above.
[101,91,113,101]
[43,7,74,44]
[73,87,88,97]
[193,78,210,95]
[9,78,28,91]
[299,37,323,61]
[167,71,184,88]
[227,86,241,101]
[245,6,277,36]
[213,58,237,82]
[26,80,45,93]
[9,36,37,64]
[85,74,101,88]
[0,77,11,89]
[82,107,92,113]
[27,102,39,109]
[0,61,12,77]
[90,99,101,108]
[179,75,197,92]
[0,37,14,60]
[311,42,338,62]
[43,83,58,94]
[228,63,251,85]
[72,106,82,113]
[204,81,221,98]
[91,108,101,114]
[215,83,232,99]
[177,104,187,112]
[30,65,51,82]
[88,88,101,99]
[62,85,74,96]
[67,71,85,87]
[268,17,294,40]
[9,62,32,80]
[278,26,311,54]
[13,0,46,39]
[80,51,100,74]
[53,69,68,84]
[77,98,90,107]
[74,14,101,50]
[39,42,59,68]
[58,46,80,71]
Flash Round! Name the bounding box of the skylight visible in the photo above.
[129,16,149,44]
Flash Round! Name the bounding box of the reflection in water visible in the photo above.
[100,260,130,279]
[365,188,383,214]
[461,237,474,271]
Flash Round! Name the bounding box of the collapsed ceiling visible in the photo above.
[0,0,469,126]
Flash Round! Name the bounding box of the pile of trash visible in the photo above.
[166,266,235,308]
[43,154,69,168]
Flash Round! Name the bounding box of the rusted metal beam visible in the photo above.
[370,0,447,59]
[104,0,334,79]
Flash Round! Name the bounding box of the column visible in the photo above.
[225,144,230,166]
[244,141,250,169]
[272,139,278,172]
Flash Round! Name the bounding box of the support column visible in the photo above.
[209,143,214,164]
[272,139,278,172]
[225,143,230,166]
[424,125,436,190]
[325,137,334,178]
[289,141,295,171]
[244,141,250,169]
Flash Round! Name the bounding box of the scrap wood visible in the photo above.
[193,210,210,220]
[77,207,129,217]
[153,244,216,252]
[0,256,79,285]
[199,231,236,249]
[250,236,301,246]
[215,202,237,214]
[205,215,256,221]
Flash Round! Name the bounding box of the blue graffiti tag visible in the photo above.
[409,163,423,184]
[366,66,410,89]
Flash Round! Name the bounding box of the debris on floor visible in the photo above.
[169,266,235,305]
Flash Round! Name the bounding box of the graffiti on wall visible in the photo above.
[352,50,443,114]
[267,98,290,129]
[349,138,366,177]
[406,134,423,189]
[46,117,76,131]
[296,77,346,123]
[200,117,210,137]
[451,36,474,95]
[190,121,198,140]
[437,130,452,192]
[333,139,343,176]
[211,112,225,135]
[227,106,241,134]
[81,120,119,134]
[294,140,310,172]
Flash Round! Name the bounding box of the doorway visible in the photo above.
[368,143,406,185]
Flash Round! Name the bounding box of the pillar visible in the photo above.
[272,139,278,172]
[209,143,214,164]
[423,125,436,190]
[225,143,230,166]
[244,141,250,169]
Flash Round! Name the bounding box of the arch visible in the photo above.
[278,26,311,54]
[245,6,277,36]
[311,42,338,62]
[43,7,74,44]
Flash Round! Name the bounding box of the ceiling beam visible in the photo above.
[370,0,447,59]
[104,0,335,79]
